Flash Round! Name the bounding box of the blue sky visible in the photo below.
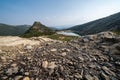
[0,0,120,27]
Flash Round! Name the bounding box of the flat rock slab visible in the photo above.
[0,36,53,46]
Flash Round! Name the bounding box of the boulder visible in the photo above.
[51,49,57,52]
[97,31,115,39]
[23,77,30,80]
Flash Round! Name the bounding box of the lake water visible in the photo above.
[57,31,80,36]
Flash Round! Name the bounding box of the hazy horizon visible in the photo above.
[0,0,120,28]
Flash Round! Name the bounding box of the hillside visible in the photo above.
[67,12,120,35]
[22,21,55,37]
[0,31,120,80]
[0,23,30,36]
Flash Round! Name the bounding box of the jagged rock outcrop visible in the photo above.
[0,31,120,80]
[22,21,55,37]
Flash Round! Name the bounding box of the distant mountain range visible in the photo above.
[1,12,120,36]
[67,12,120,35]
[0,23,30,36]
[0,22,57,36]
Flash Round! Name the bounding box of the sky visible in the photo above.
[0,0,120,28]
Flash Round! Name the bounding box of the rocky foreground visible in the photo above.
[0,32,120,80]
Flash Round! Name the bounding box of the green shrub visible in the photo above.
[21,29,55,38]
[113,30,120,35]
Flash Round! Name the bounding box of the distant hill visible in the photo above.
[0,23,30,36]
[22,21,55,37]
[67,12,120,35]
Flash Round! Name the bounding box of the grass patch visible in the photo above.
[21,29,55,38]
[47,34,79,41]
[112,30,120,35]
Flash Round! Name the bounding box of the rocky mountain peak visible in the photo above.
[22,21,55,37]
[32,21,43,29]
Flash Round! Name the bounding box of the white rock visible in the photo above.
[89,64,96,68]
[78,56,84,61]
[0,57,6,62]
[0,49,2,53]
[24,72,29,76]
[42,61,48,68]
[11,63,17,67]
[48,62,57,69]
[23,77,30,80]
[26,45,33,50]
[14,76,23,80]
[82,38,89,42]
[51,49,57,52]
[61,52,66,56]
[59,78,64,80]
[61,48,70,52]
[74,73,82,79]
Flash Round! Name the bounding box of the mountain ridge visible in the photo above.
[0,23,30,36]
[67,12,120,35]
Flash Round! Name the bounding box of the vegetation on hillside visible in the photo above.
[67,12,120,35]
[113,30,120,35]
[47,34,78,41]
[21,21,55,38]
[0,23,30,36]
[21,28,55,38]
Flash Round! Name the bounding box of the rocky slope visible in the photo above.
[67,12,120,35]
[0,31,120,80]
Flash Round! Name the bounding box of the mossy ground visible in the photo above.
[113,30,120,35]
